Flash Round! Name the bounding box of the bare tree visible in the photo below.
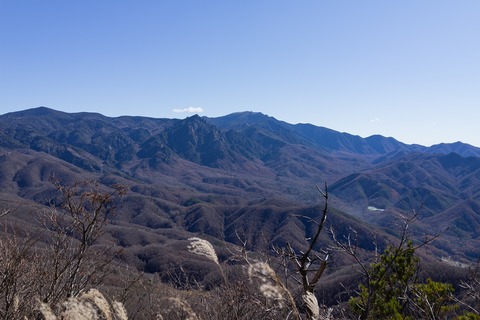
[183,230,301,320]
[38,179,127,304]
[0,179,127,319]
[244,183,331,320]
[453,261,480,317]
[282,183,330,320]
[230,184,332,319]
[0,209,10,219]
[0,228,38,319]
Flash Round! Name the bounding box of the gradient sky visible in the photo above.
[1,1,479,147]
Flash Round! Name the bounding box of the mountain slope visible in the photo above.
[1,107,480,264]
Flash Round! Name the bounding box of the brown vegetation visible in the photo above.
[1,109,480,319]
[0,180,478,319]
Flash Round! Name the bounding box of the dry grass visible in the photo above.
[39,289,128,320]
[187,237,219,265]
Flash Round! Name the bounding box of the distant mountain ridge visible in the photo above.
[4,107,479,157]
[1,106,480,263]
[206,111,480,157]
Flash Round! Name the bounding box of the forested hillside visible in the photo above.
[0,107,479,319]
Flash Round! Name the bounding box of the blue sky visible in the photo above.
[1,1,479,147]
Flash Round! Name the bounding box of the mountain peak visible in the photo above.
[184,114,204,122]
[6,106,62,117]
[426,141,480,158]
[230,111,268,118]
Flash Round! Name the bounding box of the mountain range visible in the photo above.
[0,106,479,273]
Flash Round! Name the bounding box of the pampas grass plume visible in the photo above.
[38,303,57,320]
[166,297,199,320]
[112,301,129,320]
[38,289,128,320]
[187,237,219,265]
[303,291,320,320]
[248,261,276,281]
[81,288,113,320]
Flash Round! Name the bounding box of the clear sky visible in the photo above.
[1,1,479,147]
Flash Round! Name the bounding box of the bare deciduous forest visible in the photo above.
[1,179,479,319]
